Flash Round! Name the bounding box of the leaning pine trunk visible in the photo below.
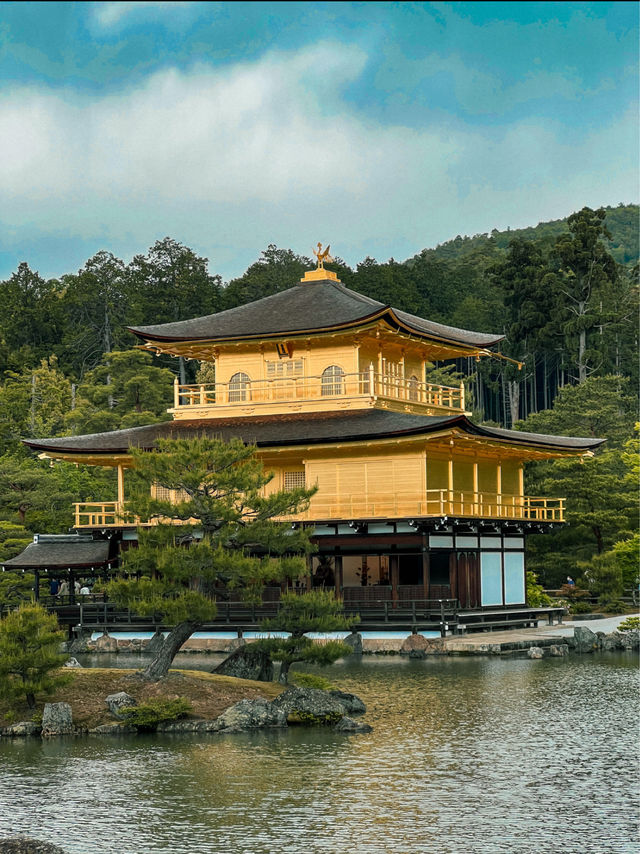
[142,620,201,680]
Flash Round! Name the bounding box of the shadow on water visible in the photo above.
[1,652,638,854]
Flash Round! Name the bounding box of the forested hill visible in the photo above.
[410,203,638,267]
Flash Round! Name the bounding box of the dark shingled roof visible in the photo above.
[3,536,110,569]
[23,410,604,456]
[128,278,503,349]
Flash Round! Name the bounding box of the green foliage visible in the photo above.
[67,349,173,434]
[120,697,192,732]
[617,616,640,632]
[0,356,72,454]
[525,571,552,607]
[0,454,115,532]
[106,437,316,676]
[261,590,356,638]
[290,672,335,691]
[518,377,638,587]
[569,600,594,614]
[596,595,627,615]
[256,590,355,682]
[0,604,69,709]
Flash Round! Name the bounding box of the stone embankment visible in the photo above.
[70,625,639,658]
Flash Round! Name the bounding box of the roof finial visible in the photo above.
[313,242,334,270]
[301,242,339,283]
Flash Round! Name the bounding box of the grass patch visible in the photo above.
[0,668,283,729]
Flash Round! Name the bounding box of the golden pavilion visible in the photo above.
[18,252,602,617]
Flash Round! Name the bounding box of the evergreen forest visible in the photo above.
[0,203,637,596]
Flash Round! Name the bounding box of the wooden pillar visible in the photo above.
[33,569,39,602]
[496,461,502,517]
[173,376,180,409]
[390,554,399,607]
[447,457,454,514]
[334,554,343,593]
[69,570,76,605]
[473,460,479,517]
[117,464,125,510]
[422,534,429,599]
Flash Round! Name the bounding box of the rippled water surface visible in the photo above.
[1,653,638,854]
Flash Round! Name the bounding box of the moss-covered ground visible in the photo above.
[0,668,283,729]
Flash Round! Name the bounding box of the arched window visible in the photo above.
[229,371,250,402]
[321,365,345,396]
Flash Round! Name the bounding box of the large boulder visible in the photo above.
[548,644,570,657]
[214,698,287,733]
[272,686,346,725]
[213,645,274,682]
[400,633,430,655]
[342,631,363,655]
[0,838,67,853]
[41,703,73,737]
[619,629,640,651]
[329,690,366,715]
[93,632,118,653]
[105,692,137,719]
[63,658,82,668]
[527,647,545,659]
[333,717,373,734]
[573,626,599,653]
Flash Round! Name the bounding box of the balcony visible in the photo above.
[171,371,466,417]
[73,491,564,529]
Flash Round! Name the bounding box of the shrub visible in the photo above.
[569,601,593,614]
[617,616,640,632]
[120,697,192,732]
[526,571,552,607]
[597,596,627,615]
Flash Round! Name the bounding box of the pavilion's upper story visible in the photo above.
[128,268,504,420]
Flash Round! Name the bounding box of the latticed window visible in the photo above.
[229,371,250,402]
[154,484,172,502]
[284,470,306,491]
[266,359,304,378]
[321,365,344,396]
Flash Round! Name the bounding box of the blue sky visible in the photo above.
[0,1,637,281]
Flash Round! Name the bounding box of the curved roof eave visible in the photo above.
[22,411,605,457]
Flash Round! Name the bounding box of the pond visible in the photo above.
[0,652,637,854]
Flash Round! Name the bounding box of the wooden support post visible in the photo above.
[496,461,502,517]
[390,554,399,609]
[34,569,39,602]
[448,458,454,514]
[117,464,125,512]
[173,376,180,408]
[334,554,343,593]
[473,461,479,517]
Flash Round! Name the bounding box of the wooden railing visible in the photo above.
[74,491,564,528]
[173,371,465,412]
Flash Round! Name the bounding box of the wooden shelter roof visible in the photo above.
[2,535,110,569]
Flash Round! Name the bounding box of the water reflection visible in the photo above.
[0,654,637,853]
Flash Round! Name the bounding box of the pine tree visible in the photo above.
[255,590,355,683]
[106,437,316,680]
[0,604,69,710]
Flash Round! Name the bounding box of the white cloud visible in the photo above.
[0,41,636,278]
[92,1,197,30]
